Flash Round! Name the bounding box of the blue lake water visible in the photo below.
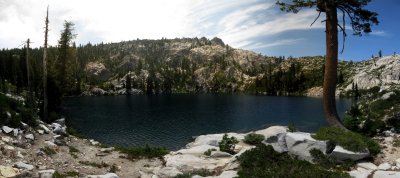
[62,94,351,150]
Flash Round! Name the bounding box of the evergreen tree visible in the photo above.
[277,0,379,128]
[57,21,76,94]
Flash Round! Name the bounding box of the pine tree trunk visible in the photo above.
[323,2,346,129]
[26,38,32,102]
[43,6,49,121]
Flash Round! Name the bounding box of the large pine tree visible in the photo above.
[276,0,379,128]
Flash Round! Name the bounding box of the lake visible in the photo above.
[62,94,351,150]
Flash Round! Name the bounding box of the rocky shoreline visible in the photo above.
[1,122,400,178]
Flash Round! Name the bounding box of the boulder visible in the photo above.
[210,151,232,158]
[44,141,57,148]
[54,118,66,127]
[37,130,44,135]
[192,171,238,178]
[176,145,217,156]
[164,154,228,173]
[50,123,61,129]
[255,126,287,138]
[381,92,395,100]
[372,171,400,178]
[14,162,34,171]
[54,138,66,146]
[37,169,55,178]
[25,134,34,140]
[16,151,24,158]
[53,126,67,135]
[6,111,11,118]
[0,165,18,177]
[263,132,288,153]
[20,122,28,129]
[39,124,50,134]
[87,173,119,178]
[357,162,378,170]
[100,147,114,153]
[1,136,12,143]
[349,167,372,178]
[377,163,392,171]
[12,129,18,137]
[89,139,99,146]
[216,171,238,178]
[396,158,400,168]
[188,133,245,148]
[285,132,327,161]
[2,126,13,134]
[156,167,183,177]
[330,146,369,161]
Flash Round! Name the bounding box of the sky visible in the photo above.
[0,0,399,61]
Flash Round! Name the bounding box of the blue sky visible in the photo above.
[0,0,398,61]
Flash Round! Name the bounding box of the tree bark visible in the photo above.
[26,38,32,102]
[323,2,346,129]
[43,6,49,121]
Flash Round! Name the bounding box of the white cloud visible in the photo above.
[0,0,323,51]
[243,38,305,49]
[369,30,386,36]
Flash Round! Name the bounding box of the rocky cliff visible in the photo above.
[79,38,399,96]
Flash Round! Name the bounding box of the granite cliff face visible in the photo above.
[344,55,400,91]
[82,38,399,95]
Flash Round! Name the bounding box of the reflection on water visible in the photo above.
[62,94,351,150]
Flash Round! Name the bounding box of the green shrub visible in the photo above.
[287,122,296,132]
[244,133,265,145]
[219,134,239,154]
[41,146,56,155]
[79,161,109,168]
[237,144,350,178]
[310,149,355,171]
[312,127,381,156]
[53,171,80,178]
[174,169,214,178]
[393,138,400,147]
[68,146,79,153]
[0,93,38,127]
[109,164,119,173]
[204,148,217,156]
[66,127,85,138]
[116,144,169,159]
[343,115,360,131]
[363,119,385,136]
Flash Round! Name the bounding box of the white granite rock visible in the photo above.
[263,132,288,153]
[372,171,400,178]
[87,173,120,178]
[14,162,34,171]
[39,124,50,133]
[2,126,13,134]
[0,165,19,177]
[395,158,400,168]
[25,134,34,140]
[38,169,55,178]
[156,167,183,177]
[357,162,378,170]
[330,146,369,161]
[377,162,392,170]
[176,145,217,156]
[285,132,327,161]
[349,167,372,178]
[164,154,229,173]
[254,126,287,138]
[210,151,232,158]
